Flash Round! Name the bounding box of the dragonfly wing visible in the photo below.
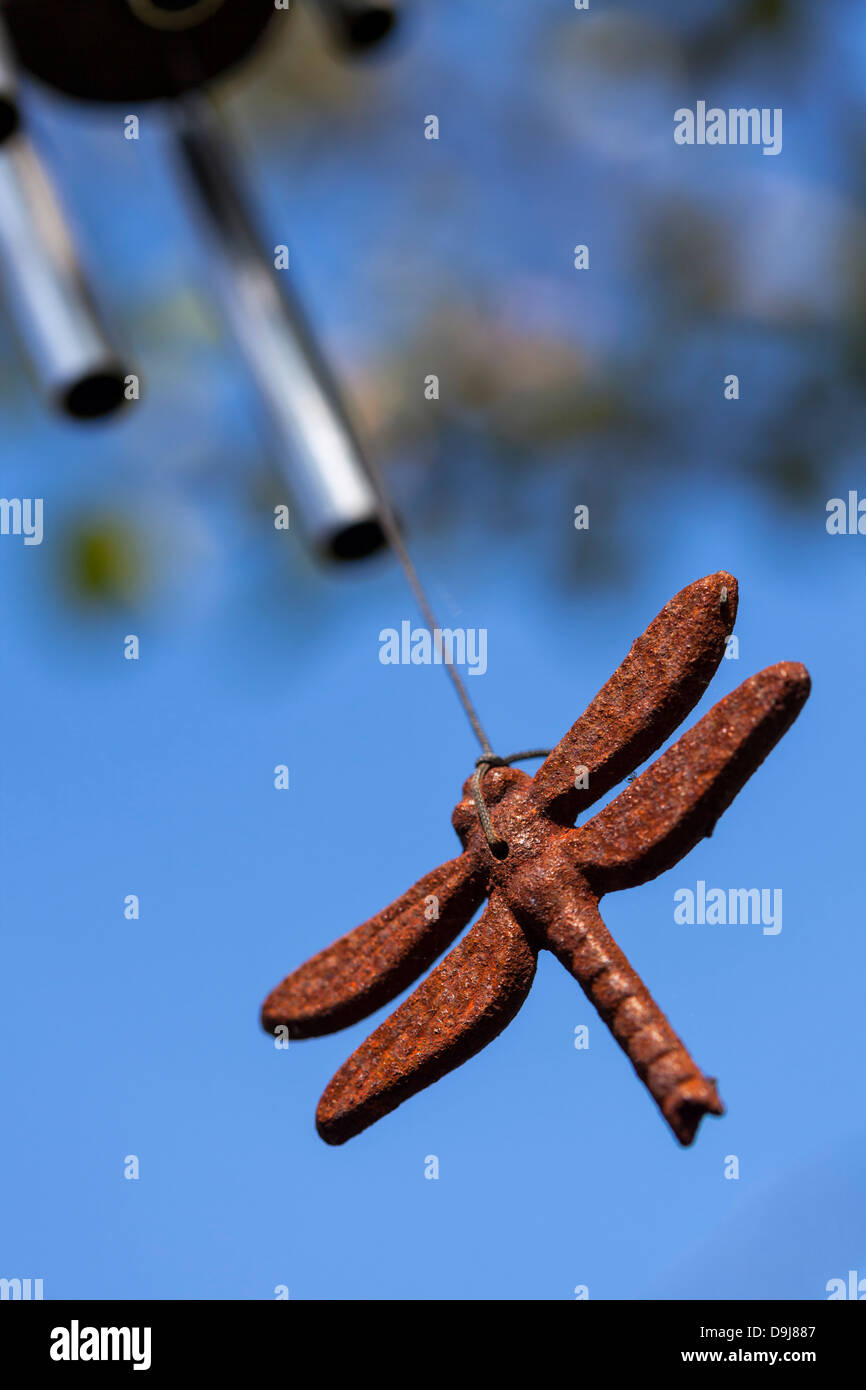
[531,572,737,824]
[573,662,810,894]
[261,853,485,1038]
[316,892,537,1145]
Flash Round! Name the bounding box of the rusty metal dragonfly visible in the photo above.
[262,572,810,1146]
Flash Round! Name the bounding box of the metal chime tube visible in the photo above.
[0,17,129,419]
[174,96,385,560]
[0,136,130,418]
[313,0,399,51]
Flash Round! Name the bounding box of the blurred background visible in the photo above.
[0,0,864,1299]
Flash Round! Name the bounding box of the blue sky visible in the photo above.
[0,0,864,1300]
[1,479,862,1299]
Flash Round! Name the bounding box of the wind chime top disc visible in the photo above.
[1,0,278,103]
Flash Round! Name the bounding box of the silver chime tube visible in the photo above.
[0,134,130,418]
[313,0,399,51]
[0,17,21,143]
[174,96,385,560]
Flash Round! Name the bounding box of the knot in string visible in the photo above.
[471,749,551,859]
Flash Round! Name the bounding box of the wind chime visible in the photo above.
[0,3,812,1147]
[0,0,399,557]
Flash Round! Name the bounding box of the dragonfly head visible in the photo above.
[452,764,532,851]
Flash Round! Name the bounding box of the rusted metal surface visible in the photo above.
[262,573,811,1147]
[317,893,537,1146]
[262,855,486,1039]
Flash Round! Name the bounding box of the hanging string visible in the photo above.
[362,454,549,855]
[363,461,497,756]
